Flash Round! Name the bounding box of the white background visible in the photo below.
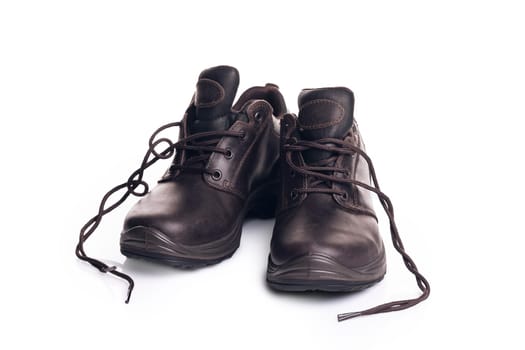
[1,1,524,349]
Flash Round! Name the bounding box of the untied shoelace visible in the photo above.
[283,136,431,321]
[75,121,245,303]
[76,119,429,321]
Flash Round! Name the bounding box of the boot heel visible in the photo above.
[246,181,279,219]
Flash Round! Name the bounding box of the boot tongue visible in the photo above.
[297,87,355,163]
[190,65,240,133]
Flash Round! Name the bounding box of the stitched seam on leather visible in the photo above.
[246,100,270,118]
[204,173,245,199]
[352,143,360,206]
[231,121,265,192]
[195,79,225,108]
[298,99,344,129]
[231,100,271,191]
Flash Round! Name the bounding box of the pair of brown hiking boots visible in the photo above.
[76,65,429,321]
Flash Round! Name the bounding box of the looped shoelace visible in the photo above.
[284,137,431,321]
[75,121,245,303]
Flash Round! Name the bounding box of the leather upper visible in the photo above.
[271,88,385,269]
[123,66,286,246]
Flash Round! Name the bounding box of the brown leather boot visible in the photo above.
[267,87,429,321]
[120,66,286,266]
[76,65,286,302]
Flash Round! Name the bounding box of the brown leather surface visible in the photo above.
[123,66,286,251]
[270,87,386,273]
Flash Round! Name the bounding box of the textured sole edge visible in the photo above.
[266,252,386,292]
[266,276,384,292]
[120,222,242,268]
[120,247,236,268]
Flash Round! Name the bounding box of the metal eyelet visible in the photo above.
[343,169,350,177]
[289,169,295,177]
[290,189,298,200]
[211,169,222,180]
[224,148,233,159]
[288,137,297,145]
[340,191,349,201]
[254,111,264,122]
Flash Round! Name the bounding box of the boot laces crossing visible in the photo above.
[75,121,245,303]
[284,135,430,321]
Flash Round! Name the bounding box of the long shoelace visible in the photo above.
[284,137,431,321]
[75,121,245,303]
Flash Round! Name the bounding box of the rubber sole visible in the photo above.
[266,252,386,292]
[120,248,236,268]
[267,277,384,292]
[120,180,278,268]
